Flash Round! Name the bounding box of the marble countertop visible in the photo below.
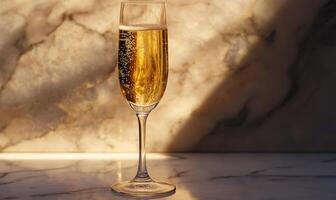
[0,153,336,200]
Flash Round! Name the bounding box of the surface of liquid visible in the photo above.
[118,25,168,106]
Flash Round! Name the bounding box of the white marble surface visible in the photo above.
[1,0,334,153]
[0,153,336,199]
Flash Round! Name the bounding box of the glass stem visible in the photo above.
[134,112,151,182]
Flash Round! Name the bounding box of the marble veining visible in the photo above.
[0,154,336,199]
[0,0,336,152]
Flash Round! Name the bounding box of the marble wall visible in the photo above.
[0,0,335,152]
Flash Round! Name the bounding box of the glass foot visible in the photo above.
[111,180,176,199]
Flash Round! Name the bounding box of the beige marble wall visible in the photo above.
[0,0,332,152]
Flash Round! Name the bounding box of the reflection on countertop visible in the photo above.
[0,153,336,200]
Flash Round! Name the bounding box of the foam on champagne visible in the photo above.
[119,24,167,31]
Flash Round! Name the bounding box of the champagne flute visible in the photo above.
[111,0,176,198]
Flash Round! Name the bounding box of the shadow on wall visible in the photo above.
[167,0,335,152]
[0,0,334,153]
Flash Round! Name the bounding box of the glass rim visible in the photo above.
[121,0,166,4]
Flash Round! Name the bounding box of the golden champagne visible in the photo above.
[118,25,168,106]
